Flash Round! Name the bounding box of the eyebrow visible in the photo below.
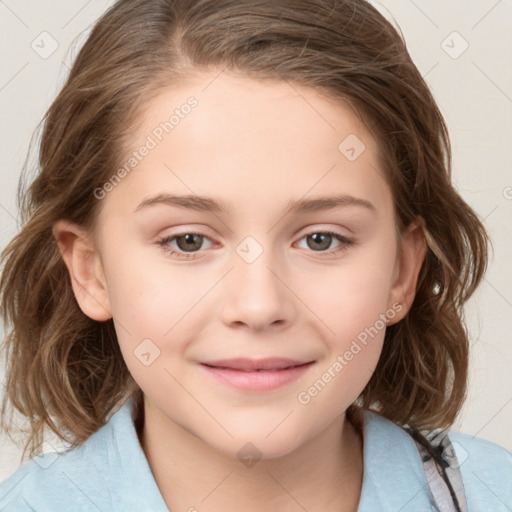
[134,193,377,216]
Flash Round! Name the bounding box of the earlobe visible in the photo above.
[53,220,112,321]
[387,219,427,325]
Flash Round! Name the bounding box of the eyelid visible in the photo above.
[295,223,352,238]
[157,224,352,245]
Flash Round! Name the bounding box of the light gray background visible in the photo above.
[1,0,511,480]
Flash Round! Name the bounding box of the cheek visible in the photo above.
[102,243,207,332]
[297,270,394,414]
[314,242,396,337]
[318,276,389,380]
[302,237,396,393]
[101,245,222,388]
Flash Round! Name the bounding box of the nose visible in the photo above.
[220,242,296,332]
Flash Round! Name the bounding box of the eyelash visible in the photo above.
[156,230,354,260]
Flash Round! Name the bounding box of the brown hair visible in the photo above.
[1,0,488,457]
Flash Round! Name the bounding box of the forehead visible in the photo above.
[101,71,392,220]
[135,71,372,157]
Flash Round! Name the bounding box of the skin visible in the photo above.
[54,70,426,512]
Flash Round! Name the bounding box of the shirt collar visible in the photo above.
[104,399,432,511]
[357,409,432,511]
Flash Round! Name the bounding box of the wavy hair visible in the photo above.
[1,0,489,457]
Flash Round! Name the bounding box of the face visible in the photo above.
[57,70,424,460]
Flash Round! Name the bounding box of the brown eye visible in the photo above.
[174,234,204,252]
[306,233,334,251]
[296,230,354,256]
[157,232,214,260]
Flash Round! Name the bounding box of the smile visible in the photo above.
[199,358,315,391]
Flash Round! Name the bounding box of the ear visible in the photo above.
[52,220,112,321]
[386,218,427,325]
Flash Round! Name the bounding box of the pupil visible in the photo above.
[178,234,202,252]
[309,233,331,251]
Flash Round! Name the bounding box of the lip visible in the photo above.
[199,358,315,391]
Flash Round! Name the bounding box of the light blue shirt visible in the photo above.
[1,398,511,511]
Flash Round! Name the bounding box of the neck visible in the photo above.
[138,399,364,512]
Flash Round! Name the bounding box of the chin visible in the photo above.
[205,423,310,463]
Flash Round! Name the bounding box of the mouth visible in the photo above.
[199,358,315,391]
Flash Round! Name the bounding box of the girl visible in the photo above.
[0,0,511,511]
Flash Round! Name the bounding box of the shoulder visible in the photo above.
[359,409,512,511]
[358,410,438,510]
[0,447,94,510]
[0,419,116,511]
[446,429,512,507]
[0,399,168,512]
